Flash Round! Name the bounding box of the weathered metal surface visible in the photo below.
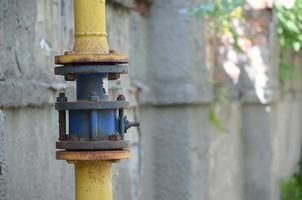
[75,161,112,200]
[55,64,128,76]
[53,0,138,149]
[55,101,129,111]
[56,140,129,150]
[90,110,98,140]
[69,110,118,140]
[76,74,108,100]
[74,0,109,54]
[56,150,130,161]
[63,73,122,81]
[55,52,128,65]
[52,0,137,199]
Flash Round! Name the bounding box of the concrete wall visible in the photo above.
[0,0,301,200]
[0,0,74,199]
[130,1,302,200]
[0,1,139,200]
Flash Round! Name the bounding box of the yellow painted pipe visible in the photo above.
[74,0,109,54]
[75,161,112,200]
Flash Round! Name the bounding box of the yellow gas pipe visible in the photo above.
[74,0,109,54]
[75,161,112,200]
[66,1,114,200]
[55,0,132,199]
[75,0,110,200]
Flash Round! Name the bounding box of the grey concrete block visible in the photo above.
[0,111,6,200]
[1,108,74,200]
[139,106,210,200]
[0,78,72,108]
[208,103,244,200]
[243,104,278,200]
[108,0,134,8]
[131,0,212,106]
[0,0,74,107]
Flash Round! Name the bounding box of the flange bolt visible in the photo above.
[57,92,68,102]
[117,95,126,101]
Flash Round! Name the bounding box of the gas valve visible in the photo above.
[54,1,140,199]
[55,57,139,151]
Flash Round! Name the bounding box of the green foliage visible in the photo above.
[183,1,244,129]
[208,87,229,131]
[209,107,224,130]
[184,0,244,51]
[280,172,302,200]
[275,0,302,52]
[275,0,302,82]
[187,0,302,127]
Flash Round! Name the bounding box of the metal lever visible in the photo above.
[124,116,140,133]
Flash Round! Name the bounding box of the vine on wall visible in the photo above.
[275,1,302,198]
[185,0,302,132]
[182,0,244,130]
[280,170,302,200]
[183,0,244,51]
[187,0,302,197]
[275,0,302,82]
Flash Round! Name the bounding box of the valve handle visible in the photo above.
[124,116,140,133]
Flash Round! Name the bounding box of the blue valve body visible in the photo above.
[68,74,118,140]
[69,110,117,140]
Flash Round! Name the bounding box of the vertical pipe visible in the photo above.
[90,110,98,140]
[74,0,109,54]
[119,109,125,140]
[75,161,113,200]
[76,74,107,101]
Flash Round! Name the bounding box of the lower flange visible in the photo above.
[56,140,129,150]
[56,149,130,161]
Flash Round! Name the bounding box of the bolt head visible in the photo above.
[117,95,126,101]
[59,93,65,97]
[57,93,67,102]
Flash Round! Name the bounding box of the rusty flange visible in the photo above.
[54,64,128,75]
[56,140,129,150]
[55,100,129,111]
[55,50,128,65]
[56,149,130,161]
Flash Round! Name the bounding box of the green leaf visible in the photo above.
[280,171,302,200]
[209,110,224,130]
[205,3,215,12]
[293,42,301,52]
[285,21,300,33]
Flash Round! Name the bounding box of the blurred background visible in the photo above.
[0,0,302,200]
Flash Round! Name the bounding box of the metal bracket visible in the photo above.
[55,101,129,111]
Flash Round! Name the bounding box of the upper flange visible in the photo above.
[55,64,128,75]
[55,50,128,65]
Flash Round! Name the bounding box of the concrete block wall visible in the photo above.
[0,1,139,200]
[0,0,75,199]
[130,1,212,200]
[0,0,301,200]
[207,6,302,200]
[130,1,302,200]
